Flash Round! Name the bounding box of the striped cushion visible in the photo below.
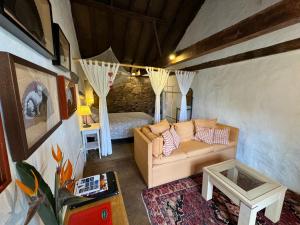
[213,128,230,145]
[195,127,214,144]
[170,126,180,148]
[162,130,176,156]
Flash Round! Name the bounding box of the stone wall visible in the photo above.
[107,76,155,115]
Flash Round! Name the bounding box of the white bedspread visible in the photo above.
[109,112,153,140]
[91,109,153,139]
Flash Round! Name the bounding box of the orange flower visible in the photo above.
[60,160,73,186]
[16,170,38,197]
[52,145,63,164]
[66,180,75,192]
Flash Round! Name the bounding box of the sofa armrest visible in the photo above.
[217,123,239,142]
[134,128,153,187]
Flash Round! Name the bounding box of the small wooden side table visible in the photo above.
[202,159,287,225]
[64,172,129,225]
[80,123,101,160]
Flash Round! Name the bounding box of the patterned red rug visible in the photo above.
[142,174,300,225]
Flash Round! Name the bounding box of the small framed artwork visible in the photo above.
[0,52,62,161]
[57,76,77,120]
[52,23,71,71]
[0,0,54,58]
[0,114,11,193]
[70,71,80,84]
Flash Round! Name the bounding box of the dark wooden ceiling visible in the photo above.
[71,0,205,67]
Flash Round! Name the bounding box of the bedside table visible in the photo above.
[80,123,101,160]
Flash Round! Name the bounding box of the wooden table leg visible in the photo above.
[238,203,257,225]
[202,171,213,200]
[265,189,286,223]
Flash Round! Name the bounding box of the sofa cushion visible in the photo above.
[194,118,217,131]
[141,126,163,157]
[195,127,214,144]
[213,128,230,145]
[179,140,214,157]
[141,126,158,140]
[170,126,180,148]
[162,129,177,156]
[174,121,194,142]
[153,148,187,165]
[214,141,237,152]
[149,119,170,135]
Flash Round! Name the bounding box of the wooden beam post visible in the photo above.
[161,0,300,67]
[184,37,300,71]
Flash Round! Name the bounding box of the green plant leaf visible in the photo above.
[16,162,55,210]
[58,187,90,211]
[24,196,44,225]
[16,162,58,225]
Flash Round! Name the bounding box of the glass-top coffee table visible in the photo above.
[202,159,287,225]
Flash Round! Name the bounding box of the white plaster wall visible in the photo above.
[176,0,280,51]
[191,51,300,193]
[173,0,300,193]
[0,1,85,224]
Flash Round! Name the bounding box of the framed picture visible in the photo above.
[57,76,77,120]
[0,52,62,161]
[0,0,54,58]
[52,23,71,71]
[0,114,11,193]
[70,71,79,84]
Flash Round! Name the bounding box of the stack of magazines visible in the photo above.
[71,171,119,208]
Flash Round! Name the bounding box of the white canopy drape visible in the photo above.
[146,67,170,123]
[175,70,196,122]
[80,60,119,156]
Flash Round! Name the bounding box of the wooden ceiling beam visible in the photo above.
[108,0,114,47]
[145,0,184,65]
[184,37,300,71]
[121,0,137,63]
[132,0,153,65]
[152,21,162,57]
[160,0,300,67]
[158,0,204,63]
[71,0,168,25]
[136,0,170,65]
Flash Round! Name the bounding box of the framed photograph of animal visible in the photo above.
[52,23,71,71]
[57,76,77,120]
[0,0,54,58]
[0,114,11,193]
[0,52,62,161]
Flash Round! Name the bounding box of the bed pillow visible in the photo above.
[195,127,214,144]
[174,121,194,142]
[162,129,177,156]
[194,118,217,131]
[213,128,230,145]
[149,119,170,135]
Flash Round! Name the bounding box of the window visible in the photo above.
[0,114,11,193]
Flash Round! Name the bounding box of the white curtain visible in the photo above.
[80,60,119,156]
[175,70,196,122]
[146,67,170,123]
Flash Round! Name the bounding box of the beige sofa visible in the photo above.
[134,123,239,188]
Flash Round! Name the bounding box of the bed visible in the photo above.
[109,112,153,140]
[91,109,153,140]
